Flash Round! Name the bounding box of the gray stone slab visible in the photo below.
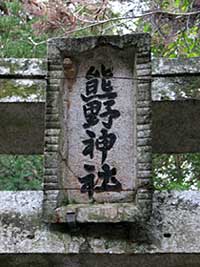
[152,57,200,75]
[0,58,46,77]
[0,79,45,102]
[152,76,200,101]
[0,191,200,255]
[44,34,152,223]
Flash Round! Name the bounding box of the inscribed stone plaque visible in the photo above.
[44,35,152,223]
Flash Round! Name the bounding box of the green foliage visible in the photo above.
[0,0,45,190]
[0,155,43,190]
[0,0,47,58]
[151,27,200,58]
[153,154,200,190]
[141,0,200,58]
[141,0,200,190]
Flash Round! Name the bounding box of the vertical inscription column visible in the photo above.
[43,35,152,223]
[80,64,121,198]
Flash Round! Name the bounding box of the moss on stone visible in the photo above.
[0,79,45,100]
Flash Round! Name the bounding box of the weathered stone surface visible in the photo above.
[0,58,46,77]
[62,69,137,192]
[152,57,200,101]
[1,57,200,102]
[152,76,200,101]
[44,34,152,222]
[62,189,134,204]
[151,191,200,252]
[0,191,200,255]
[47,34,151,57]
[55,203,140,223]
[0,79,45,102]
[152,57,200,75]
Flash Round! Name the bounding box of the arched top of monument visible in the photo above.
[47,34,151,59]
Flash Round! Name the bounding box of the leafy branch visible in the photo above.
[24,8,200,47]
[62,9,200,34]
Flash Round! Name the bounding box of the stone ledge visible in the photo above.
[0,191,200,254]
[55,203,141,223]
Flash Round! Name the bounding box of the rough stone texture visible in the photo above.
[61,47,138,193]
[152,57,200,75]
[44,34,152,222]
[0,191,200,258]
[152,76,200,101]
[152,191,200,253]
[55,203,141,223]
[1,57,200,102]
[0,47,200,267]
[0,58,46,77]
[152,57,200,101]
[0,79,45,102]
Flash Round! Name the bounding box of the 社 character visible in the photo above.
[95,163,122,192]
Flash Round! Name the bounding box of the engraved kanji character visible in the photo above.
[81,92,117,103]
[85,79,99,96]
[100,100,120,129]
[86,66,100,79]
[83,100,102,128]
[101,79,113,92]
[95,163,122,192]
[101,64,113,78]
[96,129,116,164]
[82,130,96,159]
[78,164,95,198]
[82,66,100,101]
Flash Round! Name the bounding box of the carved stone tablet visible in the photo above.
[43,35,152,223]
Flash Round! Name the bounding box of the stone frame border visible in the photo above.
[43,34,152,223]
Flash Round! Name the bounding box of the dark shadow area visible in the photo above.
[0,253,199,267]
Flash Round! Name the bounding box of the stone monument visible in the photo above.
[43,34,152,224]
